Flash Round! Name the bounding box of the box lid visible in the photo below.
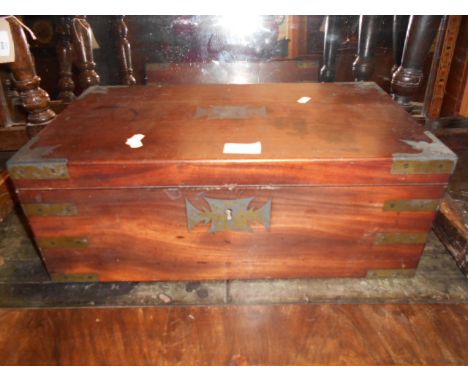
[7,82,457,189]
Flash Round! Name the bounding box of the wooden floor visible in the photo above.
[0,303,467,365]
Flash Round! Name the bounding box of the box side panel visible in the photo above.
[8,159,456,190]
[18,185,446,281]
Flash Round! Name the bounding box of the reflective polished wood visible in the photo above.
[0,304,467,365]
[7,83,456,281]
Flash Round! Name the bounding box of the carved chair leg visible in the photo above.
[353,16,383,81]
[391,16,442,107]
[55,16,76,103]
[392,15,410,75]
[71,16,100,90]
[320,16,343,82]
[112,16,136,85]
[6,17,55,125]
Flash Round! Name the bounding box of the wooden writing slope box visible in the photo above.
[7,83,457,282]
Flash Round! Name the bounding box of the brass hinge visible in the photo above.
[391,159,455,175]
[374,232,428,245]
[50,273,99,282]
[9,162,69,180]
[383,199,440,212]
[23,203,78,216]
[37,236,89,249]
[366,268,416,278]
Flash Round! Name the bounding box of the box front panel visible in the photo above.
[18,185,445,281]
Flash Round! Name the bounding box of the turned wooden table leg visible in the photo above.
[112,16,136,85]
[55,16,75,103]
[71,16,100,90]
[353,16,383,81]
[6,17,55,125]
[391,16,442,107]
[320,16,343,82]
[392,15,410,75]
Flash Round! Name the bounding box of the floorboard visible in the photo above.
[0,304,467,365]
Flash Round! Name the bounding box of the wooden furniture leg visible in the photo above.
[55,16,76,103]
[391,16,442,107]
[6,17,55,125]
[392,15,410,75]
[320,16,343,82]
[71,16,100,90]
[353,16,383,81]
[112,16,136,85]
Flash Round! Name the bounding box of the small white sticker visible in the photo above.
[297,96,311,104]
[126,134,145,149]
[223,141,262,155]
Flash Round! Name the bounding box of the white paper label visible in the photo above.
[0,31,10,56]
[0,18,15,63]
[223,141,262,155]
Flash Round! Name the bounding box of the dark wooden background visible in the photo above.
[23,16,433,101]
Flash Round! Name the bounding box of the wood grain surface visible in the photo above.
[0,304,467,365]
[18,185,444,281]
[17,83,431,161]
[8,83,455,189]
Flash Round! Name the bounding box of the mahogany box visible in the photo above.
[7,83,457,282]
